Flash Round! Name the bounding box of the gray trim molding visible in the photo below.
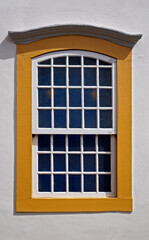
[8,24,142,47]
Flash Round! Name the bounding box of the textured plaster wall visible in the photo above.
[0,0,148,239]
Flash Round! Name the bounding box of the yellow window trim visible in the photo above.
[16,35,132,212]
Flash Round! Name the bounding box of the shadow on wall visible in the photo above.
[0,35,16,60]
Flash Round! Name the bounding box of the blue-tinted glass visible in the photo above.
[54,89,66,107]
[69,175,81,192]
[84,175,96,192]
[69,57,81,65]
[84,154,96,172]
[38,135,50,151]
[100,110,112,128]
[69,68,81,86]
[39,110,51,128]
[84,68,96,86]
[84,57,96,65]
[53,135,65,151]
[69,110,81,128]
[99,174,111,192]
[38,89,51,107]
[54,154,65,171]
[68,154,81,171]
[68,135,80,151]
[54,110,66,128]
[39,59,51,65]
[83,135,95,151]
[85,110,97,128]
[69,89,81,107]
[98,154,111,172]
[99,68,112,86]
[54,68,66,86]
[38,174,51,192]
[98,135,110,151]
[54,175,66,192]
[99,89,112,107]
[54,57,66,65]
[99,60,111,65]
[84,89,96,107]
[38,154,50,171]
[38,68,51,86]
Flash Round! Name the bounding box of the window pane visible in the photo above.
[98,154,111,172]
[54,175,66,192]
[98,135,110,151]
[99,68,112,86]
[83,135,95,151]
[54,57,66,65]
[38,135,50,151]
[69,57,81,65]
[69,68,81,86]
[53,135,65,151]
[84,89,97,107]
[54,110,66,128]
[99,175,111,192]
[38,154,51,171]
[68,135,80,151]
[38,68,51,86]
[69,89,81,107]
[54,67,66,86]
[38,175,51,192]
[84,175,96,192]
[54,154,65,171]
[38,110,51,128]
[68,154,81,171]
[83,154,96,172]
[84,68,96,86]
[54,89,66,107]
[100,110,112,128]
[69,110,81,128]
[99,89,112,107]
[85,110,97,128]
[39,59,51,65]
[84,57,96,65]
[99,60,111,65]
[38,89,51,107]
[69,175,81,192]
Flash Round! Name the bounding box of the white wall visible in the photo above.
[0,0,149,239]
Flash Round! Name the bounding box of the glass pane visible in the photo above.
[69,89,81,107]
[84,175,96,192]
[99,60,111,65]
[84,68,96,86]
[84,89,97,107]
[38,68,51,86]
[54,67,66,86]
[98,135,110,151]
[84,110,97,128]
[83,154,96,172]
[68,135,80,151]
[54,175,66,192]
[39,59,51,65]
[54,89,66,107]
[99,174,111,192]
[38,135,50,151]
[99,68,112,86]
[69,110,81,128]
[99,89,112,107]
[54,57,66,65]
[38,175,51,192]
[54,154,65,171]
[69,57,81,65]
[83,135,95,151]
[69,68,81,86]
[100,110,112,128]
[98,154,111,172]
[38,89,51,107]
[68,154,81,171]
[38,110,51,128]
[54,110,66,128]
[84,57,96,65]
[38,154,51,171]
[69,175,81,192]
[53,135,65,151]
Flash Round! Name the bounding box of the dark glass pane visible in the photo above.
[99,68,112,86]
[38,68,51,86]
[54,175,66,192]
[39,110,51,128]
[83,135,95,151]
[38,154,51,171]
[69,57,81,65]
[84,57,96,65]
[69,68,81,86]
[98,154,111,172]
[38,89,51,107]
[69,89,81,107]
[98,135,110,151]
[84,89,97,107]
[68,154,81,171]
[53,135,65,151]
[54,67,66,86]
[100,110,112,128]
[39,59,51,65]
[69,175,81,192]
[54,154,65,171]
[68,135,80,151]
[69,110,81,128]
[84,154,96,172]
[99,60,111,65]
[38,175,51,192]
[85,110,97,128]
[54,89,66,107]
[84,68,96,86]
[54,110,66,128]
[99,174,111,192]
[99,89,112,107]
[84,175,96,192]
[54,57,66,65]
[38,135,50,151]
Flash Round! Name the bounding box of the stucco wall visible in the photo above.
[0,0,148,239]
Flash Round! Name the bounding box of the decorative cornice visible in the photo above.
[8,24,142,47]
